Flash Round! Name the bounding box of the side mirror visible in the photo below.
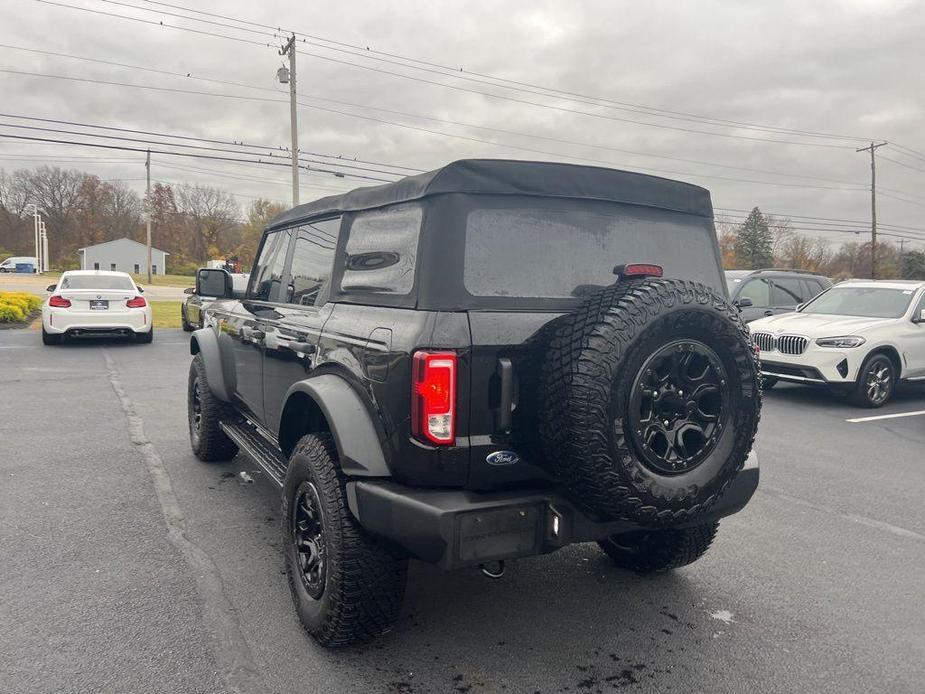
[45,284,56,292]
[736,297,754,308]
[915,308,925,324]
[196,268,233,298]
[137,285,144,293]
[183,287,195,295]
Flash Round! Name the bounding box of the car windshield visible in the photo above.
[801,286,914,318]
[60,275,135,291]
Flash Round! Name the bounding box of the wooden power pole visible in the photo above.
[279,34,299,207]
[145,149,152,284]
[856,141,887,279]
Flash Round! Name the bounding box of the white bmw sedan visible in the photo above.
[749,280,925,407]
[41,270,154,345]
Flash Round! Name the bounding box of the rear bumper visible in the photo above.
[43,308,151,334]
[347,451,759,570]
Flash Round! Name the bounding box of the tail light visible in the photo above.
[48,295,71,308]
[126,296,147,308]
[613,263,663,279]
[411,351,457,445]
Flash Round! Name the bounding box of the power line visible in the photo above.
[32,0,862,149]
[127,0,874,144]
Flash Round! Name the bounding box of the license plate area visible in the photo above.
[455,504,541,563]
[89,300,109,310]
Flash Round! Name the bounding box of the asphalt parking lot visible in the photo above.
[1,329,924,694]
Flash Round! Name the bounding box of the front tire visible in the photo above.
[188,355,239,461]
[849,353,895,408]
[283,434,408,647]
[761,375,778,390]
[598,521,719,573]
[181,307,193,332]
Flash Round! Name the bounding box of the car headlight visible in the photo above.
[815,336,866,348]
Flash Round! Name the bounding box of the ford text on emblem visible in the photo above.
[486,450,519,466]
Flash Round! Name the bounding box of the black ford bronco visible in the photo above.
[187,159,761,647]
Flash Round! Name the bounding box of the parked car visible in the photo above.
[181,271,248,331]
[725,269,831,322]
[749,279,925,406]
[0,256,39,273]
[41,270,153,345]
[184,159,761,647]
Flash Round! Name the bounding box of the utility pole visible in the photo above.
[856,141,887,279]
[279,34,299,207]
[31,204,40,270]
[145,149,152,284]
[40,220,48,272]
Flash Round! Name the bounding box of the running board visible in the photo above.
[220,420,288,486]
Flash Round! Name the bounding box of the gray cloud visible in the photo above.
[1,0,923,247]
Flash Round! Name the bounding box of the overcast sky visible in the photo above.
[1,0,924,248]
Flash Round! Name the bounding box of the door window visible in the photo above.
[738,278,771,307]
[285,218,341,307]
[134,263,140,274]
[248,229,293,302]
[341,203,423,295]
[110,263,116,271]
[93,262,100,270]
[771,278,804,307]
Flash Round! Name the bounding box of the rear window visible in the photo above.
[464,202,722,298]
[341,203,422,295]
[60,275,135,290]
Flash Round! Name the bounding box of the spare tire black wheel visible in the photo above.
[540,278,760,525]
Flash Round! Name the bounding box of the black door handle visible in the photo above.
[497,357,514,433]
[282,339,316,355]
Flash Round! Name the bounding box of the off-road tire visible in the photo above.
[283,433,408,647]
[136,327,154,344]
[187,354,238,462]
[849,353,894,408]
[598,521,719,573]
[540,278,761,525]
[181,307,194,332]
[41,327,62,345]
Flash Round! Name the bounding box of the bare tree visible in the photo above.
[175,184,241,261]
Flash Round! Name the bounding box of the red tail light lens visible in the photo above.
[411,351,457,445]
[614,263,664,279]
[126,296,147,308]
[48,295,71,308]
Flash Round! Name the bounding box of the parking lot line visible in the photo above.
[846,410,925,423]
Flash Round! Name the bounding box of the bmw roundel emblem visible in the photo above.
[486,450,519,466]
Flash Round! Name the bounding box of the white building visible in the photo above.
[78,238,169,275]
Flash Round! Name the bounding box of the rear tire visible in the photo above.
[283,433,408,647]
[136,327,154,344]
[598,521,719,573]
[849,353,895,408]
[188,355,238,462]
[181,307,193,332]
[41,327,61,345]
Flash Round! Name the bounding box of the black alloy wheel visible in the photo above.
[627,340,730,475]
[292,482,326,599]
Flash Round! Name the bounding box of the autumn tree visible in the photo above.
[235,198,286,265]
[175,184,241,262]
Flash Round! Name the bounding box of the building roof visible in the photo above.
[267,158,713,230]
[78,237,169,255]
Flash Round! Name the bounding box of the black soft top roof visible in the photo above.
[267,158,713,230]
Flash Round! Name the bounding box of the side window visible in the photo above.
[285,218,341,307]
[738,278,771,307]
[341,203,423,295]
[801,279,823,302]
[248,229,292,302]
[771,278,804,307]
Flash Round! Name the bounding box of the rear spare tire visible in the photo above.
[540,279,760,525]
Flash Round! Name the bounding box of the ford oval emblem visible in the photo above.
[486,450,519,466]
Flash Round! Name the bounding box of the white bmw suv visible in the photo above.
[41,270,154,345]
[748,279,925,407]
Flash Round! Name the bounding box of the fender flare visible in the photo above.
[189,328,236,402]
[282,375,390,477]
